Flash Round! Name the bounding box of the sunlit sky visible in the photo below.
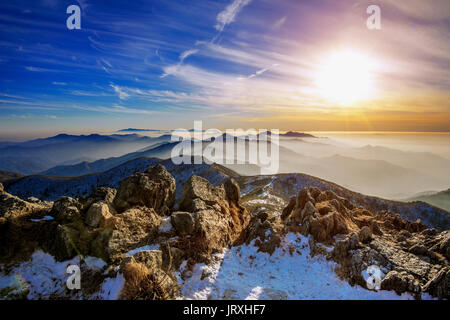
[0,0,449,138]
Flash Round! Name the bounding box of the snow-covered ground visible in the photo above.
[0,233,437,300]
[177,233,434,300]
[0,250,123,300]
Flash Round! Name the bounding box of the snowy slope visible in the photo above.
[177,233,434,300]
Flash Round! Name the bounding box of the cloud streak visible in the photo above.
[215,0,252,32]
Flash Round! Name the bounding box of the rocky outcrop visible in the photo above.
[91,207,162,262]
[113,164,175,215]
[282,187,450,299]
[0,189,50,219]
[170,176,250,261]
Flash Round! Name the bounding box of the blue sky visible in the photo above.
[0,0,449,138]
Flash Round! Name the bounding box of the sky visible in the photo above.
[0,0,449,138]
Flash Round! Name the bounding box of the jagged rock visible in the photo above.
[179,175,225,212]
[0,183,3,192]
[0,190,49,218]
[332,232,359,259]
[359,226,372,244]
[369,239,432,279]
[381,271,420,294]
[92,207,162,262]
[281,196,296,220]
[50,197,81,222]
[422,267,450,299]
[170,211,195,236]
[113,164,175,215]
[296,188,315,213]
[85,202,115,228]
[175,176,250,259]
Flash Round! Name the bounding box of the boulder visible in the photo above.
[85,202,115,228]
[92,207,161,262]
[0,189,51,219]
[179,175,225,212]
[51,197,81,222]
[170,211,195,236]
[332,232,359,259]
[176,175,250,259]
[113,164,175,215]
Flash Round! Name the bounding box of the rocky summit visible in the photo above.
[0,166,448,300]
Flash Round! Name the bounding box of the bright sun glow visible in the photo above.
[315,50,376,105]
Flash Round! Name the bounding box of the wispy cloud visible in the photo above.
[272,16,286,29]
[110,84,130,100]
[52,82,67,86]
[180,49,199,62]
[25,66,58,72]
[215,0,252,32]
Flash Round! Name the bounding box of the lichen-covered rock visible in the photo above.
[113,164,175,215]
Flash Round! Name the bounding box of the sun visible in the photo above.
[315,50,376,105]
